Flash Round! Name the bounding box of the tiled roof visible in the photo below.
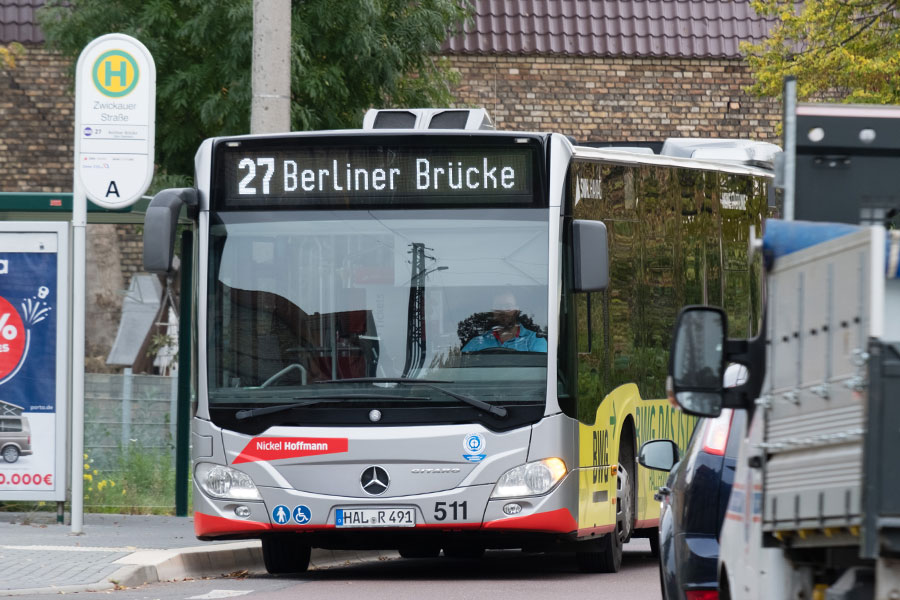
[443,0,778,59]
[4,0,775,58]
[1,0,44,43]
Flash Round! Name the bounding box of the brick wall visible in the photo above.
[0,44,73,192]
[116,223,144,285]
[447,55,781,144]
[1,49,783,194]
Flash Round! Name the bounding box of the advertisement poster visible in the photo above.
[0,225,68,501]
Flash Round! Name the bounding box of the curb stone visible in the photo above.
[0,543,399,596]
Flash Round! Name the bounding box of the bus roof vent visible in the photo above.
[660,138,782,168]
[363,108,494,130]
[369,110,417,129]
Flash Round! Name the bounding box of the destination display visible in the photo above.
[215,141,540,207]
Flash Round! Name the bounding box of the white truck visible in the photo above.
[666,98,900,600]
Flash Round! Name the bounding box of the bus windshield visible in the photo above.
[207,208,549,416]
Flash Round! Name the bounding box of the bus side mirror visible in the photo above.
[143,188,197,274]
[668,306,727,418]
[572,219,609,292]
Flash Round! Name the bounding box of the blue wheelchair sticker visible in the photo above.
[293,505,311,524]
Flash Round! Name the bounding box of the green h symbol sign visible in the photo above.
[104,58,128,87]
[92,50,139,98]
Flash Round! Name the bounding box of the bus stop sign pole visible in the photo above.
[72,33,155,533]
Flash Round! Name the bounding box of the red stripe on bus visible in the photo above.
[483,508,577,533]
[194,512,272,537]
[273,523,483,531]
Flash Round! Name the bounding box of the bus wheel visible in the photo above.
[576,433,634,573]
[261,534,311,574]
[2,445,19,463]
[399,545,441,559]
[576,527,622,573]
[616,432,636,548]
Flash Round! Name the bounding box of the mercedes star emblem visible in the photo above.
[369,409,382,422]
[360,465,390,496]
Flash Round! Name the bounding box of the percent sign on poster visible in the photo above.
[0,297,25,379]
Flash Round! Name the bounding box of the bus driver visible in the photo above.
[461,291,547,353]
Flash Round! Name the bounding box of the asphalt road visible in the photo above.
[7,539,661,600]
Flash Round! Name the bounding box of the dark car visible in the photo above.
[639,407,746,600]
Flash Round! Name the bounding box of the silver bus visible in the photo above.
[144,109,776,574]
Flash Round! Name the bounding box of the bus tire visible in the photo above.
[616,429,636,547]
[576,429,635,573]
[575,528,622,573]
[261,534,311,574]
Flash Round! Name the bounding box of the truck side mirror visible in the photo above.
[639,439,680,471]
[572,219,609,292]
[668,306,726,417]
[143,188,197,274]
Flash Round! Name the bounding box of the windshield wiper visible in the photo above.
[235,394,427,420]
[314,377,451,384]
[314,377,508,418]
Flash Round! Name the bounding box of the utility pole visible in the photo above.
[251,0,291,133]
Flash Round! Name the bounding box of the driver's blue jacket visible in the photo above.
[461,325,547,352]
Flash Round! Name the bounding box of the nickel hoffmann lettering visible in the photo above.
[237,156,518,195]
[256,439,329,452]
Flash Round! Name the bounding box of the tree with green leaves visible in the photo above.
[742,0,900,103]
[39,0,470,180]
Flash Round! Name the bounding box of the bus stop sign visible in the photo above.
[74,34,155,210]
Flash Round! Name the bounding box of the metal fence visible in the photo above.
[83,372,180,513]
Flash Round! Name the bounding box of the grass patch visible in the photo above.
[83,443,180,514]
[1,443,191,516]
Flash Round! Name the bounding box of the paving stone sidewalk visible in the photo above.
[0,511,395,596]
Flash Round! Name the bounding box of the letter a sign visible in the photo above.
[74,34,155,209]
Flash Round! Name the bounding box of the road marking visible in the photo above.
[187,590,253,599]
[0,544,144,552]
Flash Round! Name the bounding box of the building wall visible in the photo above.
[0,44,72,192]
[448,55,781,144]
[1,49,783,191]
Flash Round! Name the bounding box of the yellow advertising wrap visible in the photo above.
[577,384,697,535]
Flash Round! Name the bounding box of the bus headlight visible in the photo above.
[490,457,567,498]
[195,463,262,501]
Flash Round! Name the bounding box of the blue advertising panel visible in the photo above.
[0,224,68,501]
